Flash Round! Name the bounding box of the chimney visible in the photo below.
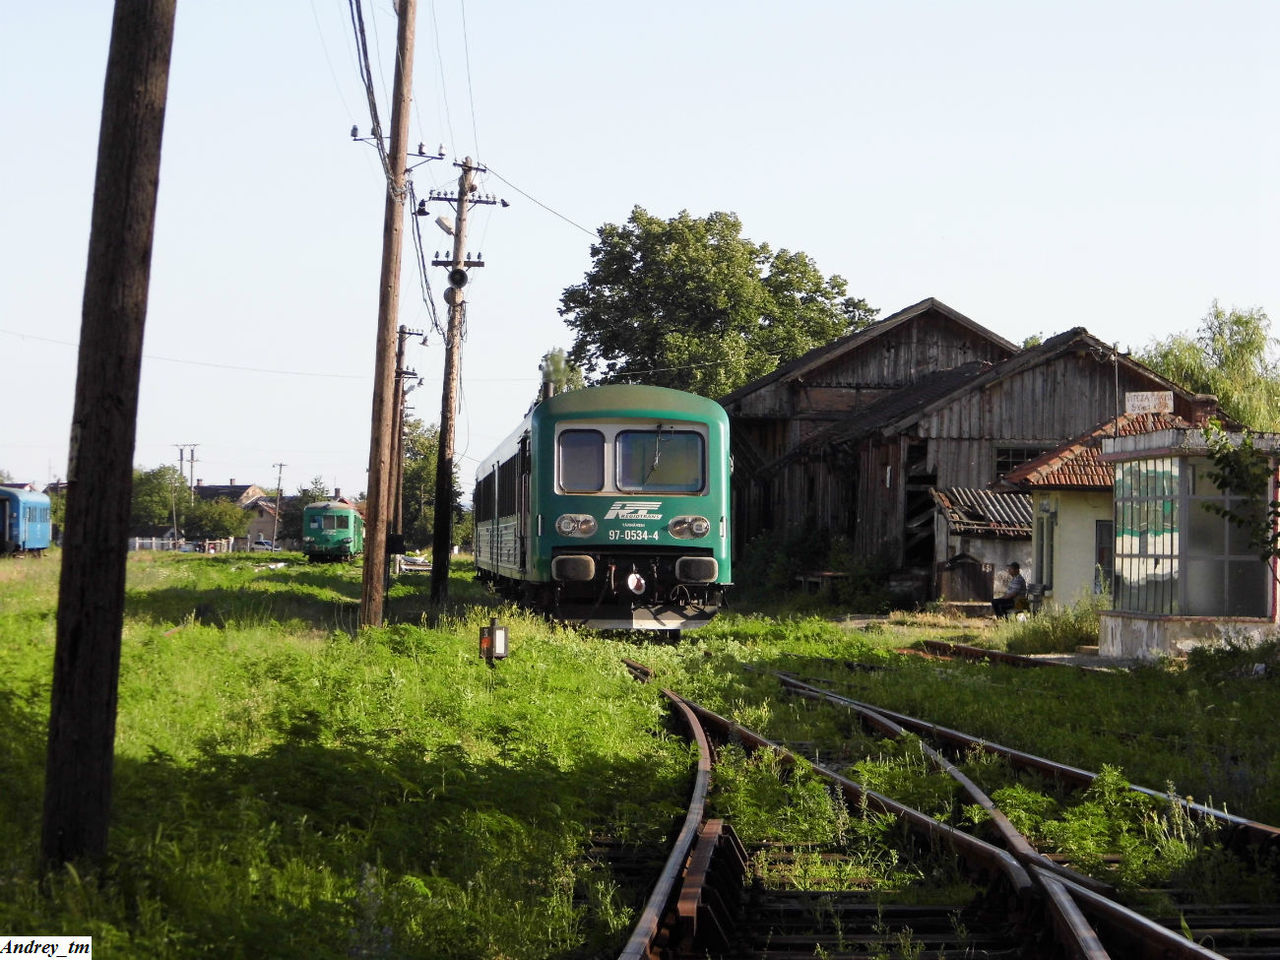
[229,478,235,485]
[334,487,341,499]
[196,478,203,487]
[1188,394,1219,426]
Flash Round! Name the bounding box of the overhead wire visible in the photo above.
[308,0,358,120]
[429,0,457,153]
[406,180,444,338]
[346,0,395,189]
[483,165,597,238]
[459,0,481,162]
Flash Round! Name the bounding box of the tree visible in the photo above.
[1139,302,1280,430]
[185,497,248,540]
[560,207,876,398]
[395,418,467,550]
[539,348,584,395]
[0,468,13,484]
[1202,423,1280,563]
[130,464,185,530]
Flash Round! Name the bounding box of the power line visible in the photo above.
[459,0,481,161]
[346,0,396,191]
[428,0,456,151]
[0,328,367,379]
[482,165,596,237]
[308,0,357,120]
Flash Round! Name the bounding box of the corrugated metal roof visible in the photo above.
[1003,412,1194,489]
[931,488,1032,538]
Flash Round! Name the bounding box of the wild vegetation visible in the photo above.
[2,552,1279,956]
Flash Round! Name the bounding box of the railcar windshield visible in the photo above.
[309,514,351,531]
[616,429,704,493]
[559,429,604,492]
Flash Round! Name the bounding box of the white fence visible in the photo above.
[128,537,235,553]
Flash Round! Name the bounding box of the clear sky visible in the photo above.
[2,1,1275,498]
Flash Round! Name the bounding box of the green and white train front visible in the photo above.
[546,419,728,629]
[474,385,732,631]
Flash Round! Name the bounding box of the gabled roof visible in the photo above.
[765,361,994,474]
[1003,412,1195,490]
[931,488,1031,538]
[874,327,1214,438]
[719,297,1017,406]
[193,484,264,506]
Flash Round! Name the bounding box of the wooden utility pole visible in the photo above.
[359,0,417,627]
[430,158,477,603]
[42,0,176,867]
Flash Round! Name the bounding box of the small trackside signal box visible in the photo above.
[479,617,508,666]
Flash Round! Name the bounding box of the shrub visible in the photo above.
[1002,592,1107,654]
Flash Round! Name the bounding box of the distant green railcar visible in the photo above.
[302,500,365,562]
[474,384,732,632]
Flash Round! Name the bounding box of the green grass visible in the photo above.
[3,553,1280,955]
[0,552,689,958]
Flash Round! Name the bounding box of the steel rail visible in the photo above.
[677,695,1038,904]
[1054,873,1233,960]
[794,679,1280,849]
[616,688,712,960]
[778,673,1115,898]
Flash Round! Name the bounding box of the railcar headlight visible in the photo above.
[555,514,598,537]
[667,515,711,539]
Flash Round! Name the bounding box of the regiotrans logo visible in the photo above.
[603,501,663,521]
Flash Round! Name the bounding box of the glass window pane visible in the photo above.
[559,430,604,492]
[1184,559,1223,616]
[337,515,349,529]
[1226,560,1271,617]
[1187,502,1226,557]
[1227,498,1266,556]
[616,430,705,493]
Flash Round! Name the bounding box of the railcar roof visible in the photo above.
[0,486,50,505]
[533,384,726,423]
[303,500,360,512]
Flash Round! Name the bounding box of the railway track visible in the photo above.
[617,659,1280,959]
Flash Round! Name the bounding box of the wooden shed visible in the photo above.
[722,300,1220,601]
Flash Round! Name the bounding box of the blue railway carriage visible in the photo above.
[302,500,365,562]
[0,487,52,557]
[474,384,732,631]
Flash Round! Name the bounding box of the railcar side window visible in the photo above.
[616,430,704,493]
[559,430,604,492]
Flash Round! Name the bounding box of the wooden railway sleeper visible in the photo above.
[672,818,748,957]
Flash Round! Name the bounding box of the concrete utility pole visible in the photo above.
[359,0,418,628]
[43,0,176,867]
[271,462,285,545]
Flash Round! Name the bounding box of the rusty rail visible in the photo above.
[788,679,1280,850]
[616,688,712,960]
[918,638,1108,670]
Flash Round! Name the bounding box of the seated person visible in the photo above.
[991,562,1027,618]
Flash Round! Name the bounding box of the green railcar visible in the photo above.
[302,500,365,562]
[474,384,732,632]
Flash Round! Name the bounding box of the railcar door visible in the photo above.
[517,435,530,573]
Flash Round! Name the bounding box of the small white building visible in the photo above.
[1098,426,1279,659]
[1001,412,1194,609]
